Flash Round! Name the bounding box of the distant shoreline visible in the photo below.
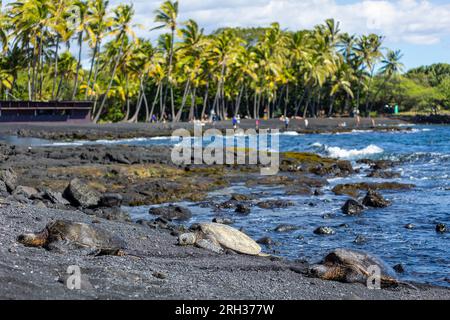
[0,117,410,142]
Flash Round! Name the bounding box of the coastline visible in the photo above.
[0,121,449,300]
[1,202,449,300]
[0,117,408,141]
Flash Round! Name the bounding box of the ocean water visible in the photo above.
[124,126,450,287]
[7,125,450,287]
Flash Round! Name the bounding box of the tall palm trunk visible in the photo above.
[234,85,244,117]
[52,37,60,100]
[200,81,209,120]
[189,87,196,121]
[85,39,101,100]
[283,84,289,117]
[175,79,191,122]
[26,44,32,100]
[72,31,84,100]
[93,40,124,123]
[129,75,146,123]
[148,83,161,122]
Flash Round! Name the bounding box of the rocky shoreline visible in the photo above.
[0,128,449,300]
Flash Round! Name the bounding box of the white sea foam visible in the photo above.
[312,142,384,159]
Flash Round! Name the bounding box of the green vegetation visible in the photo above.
[0,0,448,122]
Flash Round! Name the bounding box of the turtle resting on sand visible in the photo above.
[309,249,402,288]
[17,220,127,256]
[178,223,263,256]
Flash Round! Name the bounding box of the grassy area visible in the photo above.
[397,110,450,116]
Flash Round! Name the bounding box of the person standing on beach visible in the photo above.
[284,116,290,131]
[256,119,260,132]
[232,116,238,130]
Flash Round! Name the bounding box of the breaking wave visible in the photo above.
[312,143,384,159]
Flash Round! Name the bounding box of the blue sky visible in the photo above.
[3,0,449,70]
[122,0,450,71]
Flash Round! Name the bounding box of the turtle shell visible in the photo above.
[323,248,397,280]
[48,220,126,250]
[199,223,261,255]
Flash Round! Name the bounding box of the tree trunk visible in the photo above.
[201,81,209,120]
[85,38,100,100]
[129,75,146,123]
[52,37,60,100]
[93,40,124,123]
[234,85,244,116]
[175,79,191,122]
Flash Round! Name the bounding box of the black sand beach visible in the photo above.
[0,118,449,300]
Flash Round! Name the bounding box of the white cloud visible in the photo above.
[115,0,450,46]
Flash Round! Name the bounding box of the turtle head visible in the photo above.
[309,264,330,279]
[178,233,197,246]
[17,230,49,248]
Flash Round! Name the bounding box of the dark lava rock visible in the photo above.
[322,213,335,219]
[257,200,294,209]
[212,217,234,225]
[371,160,395,170]
[104,152,132,165]
[362,190,391,208]
[218,200,237,209]
[12,186,38,199]
[314,189,324,196]
[99,193,123,208]
[341,199,365,215]
[285,185,313,196]
[63,178,100,208]
[393,264,405,274]
[91,207,131,222]
[149,205,192,221]
[152,272,167,280]
[257,237,275,246]
[42,189,70,205]
[274,224,299,232]
[230,193,253,201]
[404,223,415,230]
[0,168,17,193]
[235,204,251,215]
[313,226,335,235]
[354,235,367,244]
[0,181,8,196]
[436,223,446,233]
[8,194,31,204]
[367,170,401,179]
[332,182,415,198]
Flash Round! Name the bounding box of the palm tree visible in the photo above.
[153,0,178,121]
[84,0,111,100]
[174,19,205,121]
[0,1,9,53]
[8,0,53,100]
[93,3,135,123]
[328,56,355,116]
[355,34,383,115]
[71,0,89,99]
[369,49,404,112]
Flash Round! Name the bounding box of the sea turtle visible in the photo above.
[178,223,263,256]
[309,248,401,288]
[17,220,127,256]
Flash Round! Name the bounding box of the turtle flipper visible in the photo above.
[89,248,126,257]
[196,239,224,254]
